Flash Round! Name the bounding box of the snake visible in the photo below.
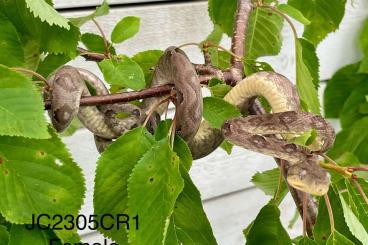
[146,48,335,196]
[47,65,145,152]
[48,47,335,196]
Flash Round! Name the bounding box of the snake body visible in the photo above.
[48,47,335,196]
[148,50,334,196]
[48,65,144,152]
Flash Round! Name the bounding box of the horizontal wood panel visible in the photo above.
[64,1,368,80]
[55,0,173,9]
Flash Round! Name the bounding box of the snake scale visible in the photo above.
[47,47,335,196]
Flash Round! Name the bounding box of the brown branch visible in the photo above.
[44,84,174,110]
[78,47,106,62]
[230,0,253,81]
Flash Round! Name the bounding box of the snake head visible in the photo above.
[287,159,330,196]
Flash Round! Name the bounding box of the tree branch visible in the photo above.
[230,0,253,81]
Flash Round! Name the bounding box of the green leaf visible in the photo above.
[154,119,193,170]
[165,167,217,245]
[358,57,368,74]
[277,4,310,25]
[132,50,163,87]
[127,139,184,245]
[246,204,291,245]
[244,60,274,76]
[340,79,368,129]
[173,136,192,171]
[36,53,71,78]
[208,0,237,36]
[81,33,115,54]
[324,62,368,118]
[111,16,140,43]
[245,8,283,60]
[288,0,346,46]
[1,0,80,58]
[298,38,319,89]
[8,225,62,245]
[0,65,49,138]
[220,140,233,155]
[359,19,368,56]
[210,84,232,98]
[94,127,155,244]
[203,24,223,44]
[23,39,40,70]
[210,50,231,69]
[295,38,320,114]
[345,179,368,230]
[99,56,145,90]
[0,225,9,245]
[339,191,368,244]
[0,127,85,242]
[289,129,318,147]
[25,0,70,29]
[326,231,355,245]
[0,13,25,67]
[251,168,287,196]
[68,0,109,27]
[328,117,368,162]
[296,236,318,245]
[203,97,241,129]
[208,78,232,98]
[313,188,358,244]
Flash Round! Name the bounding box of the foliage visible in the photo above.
[0,0,366,244]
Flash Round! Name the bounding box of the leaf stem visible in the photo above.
[11,67,50,87]
[261,5,298,41]
[92,19,111,58]
[324,194,335,234]
[274,160,284,202]
[351,178,368,206]
[319,162,352,178]
[303,192,308,237]
[319,152,338,166]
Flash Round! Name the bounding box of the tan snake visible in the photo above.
[48,47,335,196]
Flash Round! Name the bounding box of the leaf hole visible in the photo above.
[52,198,57,203]
[55,159,63,166]
[37,151,46,157]
[171,187,175,192]
[149,177,154,183]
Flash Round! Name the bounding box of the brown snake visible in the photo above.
[48,47,335,195]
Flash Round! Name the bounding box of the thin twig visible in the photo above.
[92,19,111,58]
[351,178,368,206]
[324,194,335,234]
[348,166,368,172]
[78,47,106,61]
[274,160,284,201]
[11,67,50,87]
[319,153,338,166]
[303,192,308,237]
[142,96,172,127]
[319,162,352,178]
[261,5,298,41]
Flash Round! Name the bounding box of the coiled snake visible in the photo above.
[47,47,335,196]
